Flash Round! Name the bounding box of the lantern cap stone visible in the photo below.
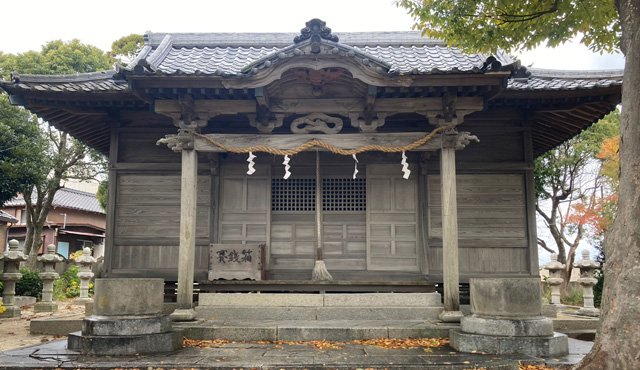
[0,239,28,262]
[544,253,565,270]
[37,244,64,263]
[75,247,97,264]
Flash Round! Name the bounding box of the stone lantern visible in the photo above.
[0,239,28,318]
[574,250,600,317]
[74,247,96,304]
[35,244,64,312]
[543,253,566,305]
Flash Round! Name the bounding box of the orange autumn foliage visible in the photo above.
[566,194,618,235]
[596,135,620,185]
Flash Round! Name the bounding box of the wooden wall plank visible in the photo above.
[427,174,528,275]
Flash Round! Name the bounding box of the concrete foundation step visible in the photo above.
[195,292,443,321]
[174,319,457,342]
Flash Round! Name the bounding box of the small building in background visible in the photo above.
[1,188,105,258]
[1,210,19,251]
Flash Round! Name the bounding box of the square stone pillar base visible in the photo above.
[67,278,182,355]
[450,330,569,357]
[34,301,59,313]
[0,305,21,318]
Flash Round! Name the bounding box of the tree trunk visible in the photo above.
[575,0,640,368]
[23,184,57,269]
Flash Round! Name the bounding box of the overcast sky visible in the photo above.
[2,0,624,70]
[4,0,620,264]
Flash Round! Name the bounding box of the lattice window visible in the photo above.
[271,178,366,212]
[271,178,316,211]
[322,178,366,211]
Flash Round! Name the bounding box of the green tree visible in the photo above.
[1,39,111,78]
[397,1,638,368]
[96,180,108,212]
[0,95,47,205]
[109,34,144,66]
[535,112,619,296]
[0,39,109,267]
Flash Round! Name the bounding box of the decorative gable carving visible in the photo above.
[294,18,339,46]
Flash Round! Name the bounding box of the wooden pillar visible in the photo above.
[171,131,199,322]
[439,142,463,322]
[426,97,476,324]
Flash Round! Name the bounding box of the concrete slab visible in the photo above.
[388,325,454,339]
[323,292,442,307]
[553,316,600,331]
[0,337,584,370]
[317,306,443,320]
[195,305,318,320]
[198,293,324,306]
[177,324,279,341]
[173,319,458,341]
[29,314,83,335]
[278,326,389,341]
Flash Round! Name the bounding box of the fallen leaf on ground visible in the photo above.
[183,337,448,350]
[352,338,449,349]
[519,362,556,370]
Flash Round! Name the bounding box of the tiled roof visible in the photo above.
[144,31,445,48]
[0,26,621,93]
[4,188,105,214]
[133,31,517,77]
[4,70,127,93]
[508,68,623,91]
[0,210,18,223]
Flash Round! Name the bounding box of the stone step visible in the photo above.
[174,319,457,342]
[195,306,443,321]
[198,292,442,307]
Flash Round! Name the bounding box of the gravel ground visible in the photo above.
[0,301,85,352]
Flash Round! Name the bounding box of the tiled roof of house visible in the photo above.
[3,188,105,214]
[0,210,18,223]
[508,68,623,91]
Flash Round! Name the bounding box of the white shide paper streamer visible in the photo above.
[401,151,410,179]
[283,155,291,179]
[352,154,359,179]
[246,152,256,175]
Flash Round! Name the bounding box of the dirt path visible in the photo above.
[0,301,85,351]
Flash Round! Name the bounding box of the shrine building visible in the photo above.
[0,19,622,319]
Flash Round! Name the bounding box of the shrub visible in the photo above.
[53,265,93,299]
[561,284,584,306]
[15,267,43,299]
[54,265,80,298]
[593,268,604,307]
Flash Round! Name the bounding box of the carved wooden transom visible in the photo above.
[294,68,344,86]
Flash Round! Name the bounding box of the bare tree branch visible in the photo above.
[538,238,556,254]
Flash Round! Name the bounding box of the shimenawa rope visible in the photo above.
[186,125,453,156]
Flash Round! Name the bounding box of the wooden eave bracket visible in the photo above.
[348,85,387,133]
[422,91,479,128]
[418,91,481,150]
[247,87,285,133]
[155,93,216,130]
